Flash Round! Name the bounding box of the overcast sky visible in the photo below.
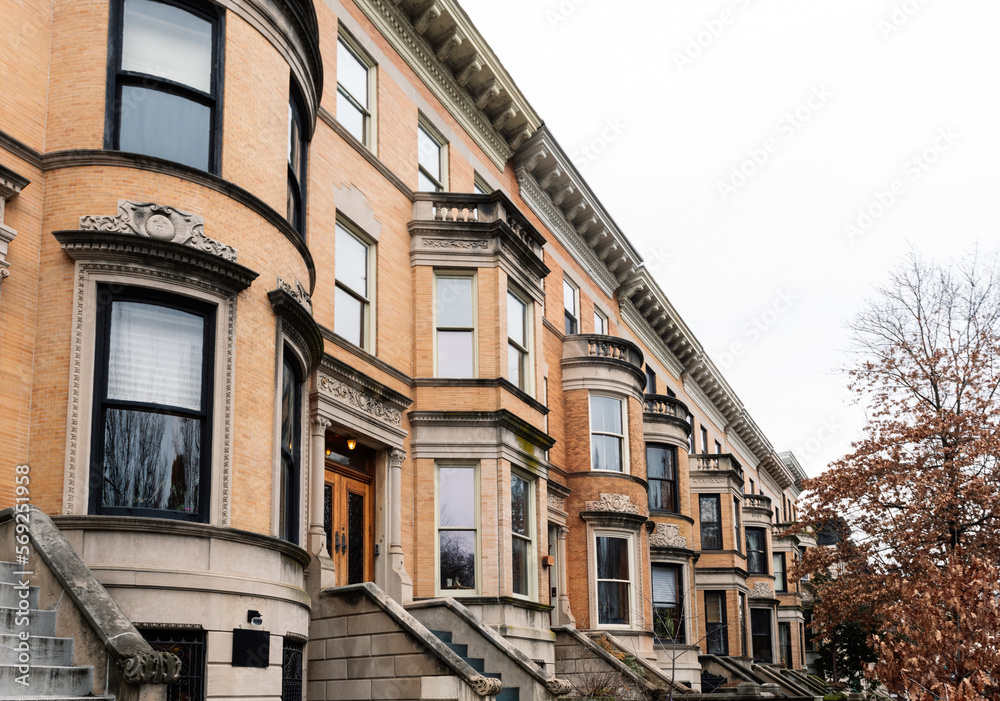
[459,0,1000,477]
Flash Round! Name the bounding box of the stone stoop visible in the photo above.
[0,560,113,700]
[309,582,504,701]
[406,598,572,701]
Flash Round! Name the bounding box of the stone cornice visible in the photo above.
[318,355,414,426]
[352,0,540,169]
[0,162,30,200]
[620,298,684,379]
[269,282,323,374]
[408,409,555,451]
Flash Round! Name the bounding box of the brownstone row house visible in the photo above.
[0,0,822,698]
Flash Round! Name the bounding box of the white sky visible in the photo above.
[459,0,1000,477]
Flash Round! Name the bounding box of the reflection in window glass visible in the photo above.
[646,444,677,512]
[590,396,623,471]
[652,564,683,642]
[122,0,212,92]
[418,123,444,191]
[334,224,370,348]
[511,474,532,596]
[439,466,476,591]
[700,495,722,550]
[507,291,528,390]
[437,276,474,377]
[596,536,630,625]
[119,87,211,171]
[337,37,371,145]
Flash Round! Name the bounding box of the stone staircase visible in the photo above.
[0,560,113,700]
[429,629,519,701]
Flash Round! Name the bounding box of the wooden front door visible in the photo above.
[325,467,374,585]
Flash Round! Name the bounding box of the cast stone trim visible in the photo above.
[584,493,640,515]
[317,373,402,427]
[749,582,775,600]
[276,276,313,314]
[649,523,688,549]
[80,200,238,262]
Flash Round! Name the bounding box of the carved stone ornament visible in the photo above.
[423,237,489,249]
[584,493,640,515]
[749,582,775,600]
[318,373,402,427]
[546,679,574,696]
[389,448,406,469]
[276,276,312,314]
[119,650,183,684]
[470,675,504,696]
[80,200,238,262]
[547,492,566,512]
[649,523,688,549]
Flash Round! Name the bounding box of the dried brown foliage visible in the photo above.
[796,248,1000,700]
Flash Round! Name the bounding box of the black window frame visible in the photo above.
[700,425,708,453]
[89,285,214,522]
[746,527,768,574]
[646,443,678,513]
[105,0,225,174]
[733,496,742,553]
[699,494,723,550]
[563,278,578,335]
[279,349,303,545]
[778,621,793,668]
[644,365,656,394]
[773,551,787,592]
[141,628,206,700]
[705,591,728,655]
[651,563,684,643]
[751,609,773,663]
[287,85,309,237]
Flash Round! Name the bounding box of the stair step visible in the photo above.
[0,607,56,637]
[464,657,485,674]
[429,629,453,644]
[0,664,94,696]
[496,687,520,701]
[0,632,74,666]
[0,581,40,609]
[0,562,20,582]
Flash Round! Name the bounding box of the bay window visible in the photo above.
[287,89,308,235]
[436,274,475,378]
[751,609,773,663]
[746,527,767,574]
[779,621,792,668]
[647,443,678,512]
[590,395,625,472]
[773,552,787,592]
[596,534,633,626]
[510,472,534,597]
[108,0,222,172]
[705,591,727,655]
[651,564,684,642]
[507,289,530,392]
[699,495,722,550]
[278,353,302,544]
[438,465,478,592]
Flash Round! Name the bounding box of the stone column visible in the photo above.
[557,525,575,626]
[308,416,335,593]
[386,448,413,603]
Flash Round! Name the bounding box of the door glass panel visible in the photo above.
[347,491,365,584]
[324,483,333,558]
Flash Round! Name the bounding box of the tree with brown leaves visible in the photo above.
[798,248,1000,700]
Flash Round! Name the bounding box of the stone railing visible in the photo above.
[690,453,744,478]
[743,493,772,511]
[411,192,545,260]
[643,393,689,420]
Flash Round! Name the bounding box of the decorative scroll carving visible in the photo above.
[119,650,183,684]
[318,373,402,427]
[276,276,312,314]
[547,492,566,512]
[470,675,503,696]
[546,679,574,696]
[423,237,489,249]
[749,582,775,600]
[649,523,688,549]
[584,493,640,515]
[80,200,238,261]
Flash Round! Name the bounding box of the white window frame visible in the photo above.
[473,173,491,195]
[434,271,477,378]
[591,529,637,630]
[336,28,377,150]
[510,469,536,600]
[593,308,607,334]
[418,116,448,191]
[563,277,579,335]
[506,285,532,395]
[589,393,629,473]
[334,218,376,351]
[435,462,480,597]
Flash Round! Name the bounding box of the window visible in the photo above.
[751,610,773,662]
[746,527,767,574]
[337,33,374,147]
[773,552,787,592]
[109,0,222,172]
[666,386,676,398]
[282,638,304,701]
[651,564,684,642]
[511,472,534,597]
[748,478,755,494]
[686,414,694,453]
[733,496,742,552]
[699,495,722,550]
[715,440,722,454]
[700,425,709,453]
[594,308,607,334]
[779,622,792,668]
[142,628,205,701]
[645,365,656,394]
[436,274,475,378]
[418,120,446,191]
[507,289,530,392]
[590,395,625,472]
[647,444,677,512]
[739,593,748,657]
[804,610,815,651]
[473,173,490,195]
[563,278,578,334]
[596,534,632,626]
[705,591,728,655]
[799,546,809,582]
[278,353,302,544]
[438,465,478,592]
[91,287,213,521]
[335,222,372,349]
[287,89,307,235]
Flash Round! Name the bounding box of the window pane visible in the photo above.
[334,287,364,347]
[107,301,204,410]
[439,467,474,527]
[280,360,295,451]
[508,344,523,388]
[594,311,605,334]
[439,530,475,590]
[337,39,369,108]
[700,496,722,549]
[437,331,473,378]
[335,225,368,296]
[119,87,210,171]
[512,536,528,596]
[418,125,441,179]
[651,565,677,604]
[337,91,365,143]
[563,279,575,315]
[646,445,675,480]
[597,581,630,625]
[649,478,676,512]
[288,100,302,173]
[437,277,473,327]
[590,396,622,434]
[596,537,629,580]
[418,170,440,192]
[122,0,212,93]
[591,434,621,472]
[507,292,526,347]
[101,408,200,513]
[511,475,528,536]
